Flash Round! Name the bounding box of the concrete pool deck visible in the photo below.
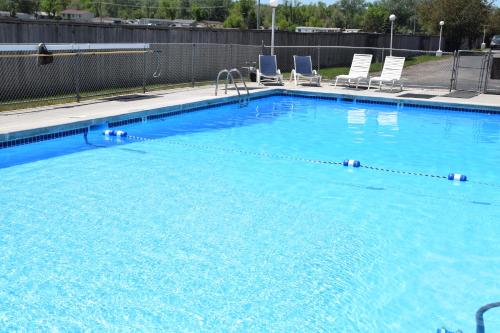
[1,82,499,143]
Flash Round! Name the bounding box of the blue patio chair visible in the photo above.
[291,55,321,86]
[257,55,283,85]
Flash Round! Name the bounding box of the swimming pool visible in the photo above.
[1,94,499,331]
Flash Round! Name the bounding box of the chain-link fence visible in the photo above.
[0,43,262,110]
[265,45,456,89]
[449,50,500,94]
[485,51,500,94]
[1,43,498,111]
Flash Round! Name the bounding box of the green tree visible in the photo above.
[191,3,202,20]
[0,0,38,16]
[378,0,420,33]
[363,3,390,32]
[339,0,366,28]
[39,0,68,16]
[489,7,500,36]
[1,0,19,16]
[157,0,178,19]
[143,0,159,18]
[418,0,491,50]
[178,0,189,18]
[211,0,229,21]
[224,3,244,27]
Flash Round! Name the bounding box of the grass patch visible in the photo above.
[285,54,451,79]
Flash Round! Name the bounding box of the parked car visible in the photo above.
[491,35,500,50]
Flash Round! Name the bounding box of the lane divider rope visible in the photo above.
[124,135,500,188]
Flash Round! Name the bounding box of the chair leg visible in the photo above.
[368,80,372,90]
[334,78,339,87]
[379,81,382,91]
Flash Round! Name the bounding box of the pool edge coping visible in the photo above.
[1,87,499,149]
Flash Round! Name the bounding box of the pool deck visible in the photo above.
[1,83,499,143]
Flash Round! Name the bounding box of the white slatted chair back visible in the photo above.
[348,54,373,77]
[380,56,405,80]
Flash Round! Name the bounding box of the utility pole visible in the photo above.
[256,0,260,29]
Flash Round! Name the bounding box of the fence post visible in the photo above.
[261,40,265,55]
[450,50,458,92]
[317,46,320,72]
[74,51,80,103]
[142,46,147,93]
[191,43,195,88]
[483,49,493,93]
[229,44,233,69]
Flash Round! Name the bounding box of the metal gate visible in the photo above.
[450,50,500,94]
[483,50,500,94]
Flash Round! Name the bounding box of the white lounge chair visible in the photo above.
[368,56,406,91]
[290,55,321,86]
[334,54,373,88]
[257,55,283,85]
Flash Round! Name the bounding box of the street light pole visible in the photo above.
[270,0,278,55]
[481,25,487,49]
[257,0,260,29]
[389,14,396,57]
[437,20,444,57]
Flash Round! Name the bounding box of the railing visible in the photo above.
[476,302,500,333]
[215,68,249,106]
[451,50,500,94]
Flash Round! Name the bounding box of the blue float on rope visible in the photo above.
[343,159,361,168]
[448,173,467,182]
[436,328,461,333]
[102,129,127,137]
[114,130,127,137]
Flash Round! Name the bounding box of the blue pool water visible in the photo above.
[1,95,499,332]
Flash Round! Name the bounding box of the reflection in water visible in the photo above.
[478,120,499,143]
[377,111,399,129]
[347,109,367,125]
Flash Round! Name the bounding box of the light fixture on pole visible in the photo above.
[389,14,396,56]
[269,0,279,55]
[481,25,487,50]
[436,20,444,57]
[270,0,279,55]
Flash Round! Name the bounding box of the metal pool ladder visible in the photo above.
[476,301,500,333]
[215,68,249,106]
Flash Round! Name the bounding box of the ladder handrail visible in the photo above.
[476,302,500,333]
[215,68,249,106]
[228,68,249,105]
[215,69,231,96]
